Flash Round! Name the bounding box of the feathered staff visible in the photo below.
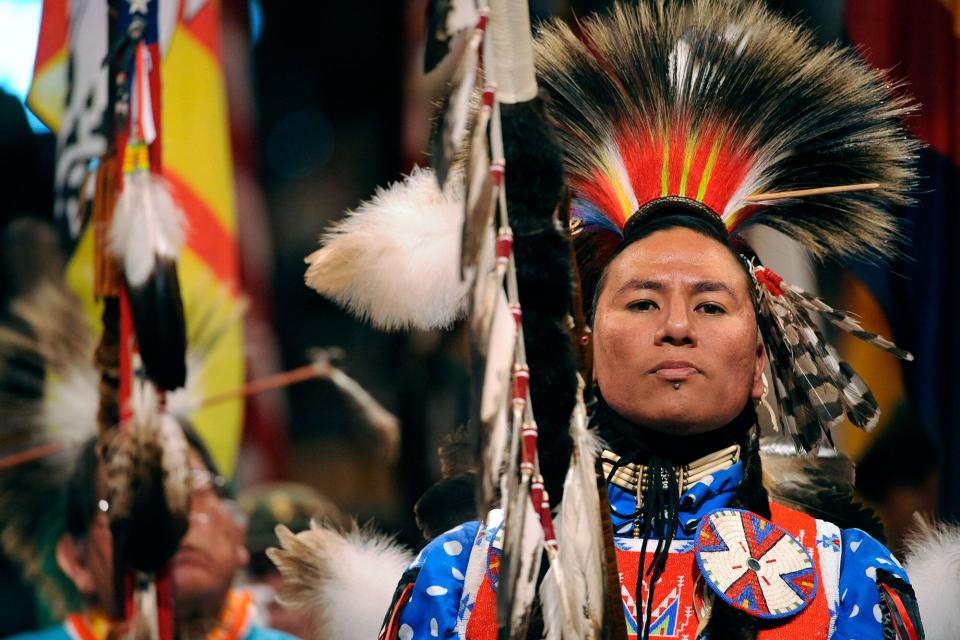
[107,0,188,393]
[97,2,192,635]
[302,0,607,635]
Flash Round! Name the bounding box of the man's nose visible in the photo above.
[655,299,696,346]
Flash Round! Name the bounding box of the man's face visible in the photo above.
[170,449,249,616]
[59,447,247,621]
[592,226,765,434]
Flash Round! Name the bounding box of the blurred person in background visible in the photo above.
[6,428,295,640]
[856,404,940,556]
[237,483,347,639]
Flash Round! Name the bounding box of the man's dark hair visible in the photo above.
[589,199,751,322]
[63,422,224,541]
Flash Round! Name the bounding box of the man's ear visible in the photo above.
[750,339,766,401]
[236,543,250,568]
[230,513,250,568]
[56,534,95,596]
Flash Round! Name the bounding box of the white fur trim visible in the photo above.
[304,167,470,331]
[815,518,842,638]
[903,522,960,640]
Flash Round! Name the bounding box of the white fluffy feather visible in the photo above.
[305,167,470,331]
[110,171,187,287]
[542,391,605,640]
[42,366,99,443]
[902,521,960,640]
[267,520,414,640]
[502,490,544,635]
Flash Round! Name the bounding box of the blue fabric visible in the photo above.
[4,620,295,640]
[393,468,911,639]
[5,625,70,640]
[396,521,480,639]
[832,528,911,639]
[609,461,745,539]
[244,625,297,640]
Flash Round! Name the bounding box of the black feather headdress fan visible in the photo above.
[534,0,919,451]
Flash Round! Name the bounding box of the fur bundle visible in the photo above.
[267,520,414,640]
[305,167,471,331]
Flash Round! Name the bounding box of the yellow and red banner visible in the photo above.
[29,0,245,475]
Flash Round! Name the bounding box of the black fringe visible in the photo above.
[501,98,576,509]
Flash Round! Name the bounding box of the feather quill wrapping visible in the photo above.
[487,0,537,104]
[267,521,414,640]
[542,390,605,640]
[305,167,471,331]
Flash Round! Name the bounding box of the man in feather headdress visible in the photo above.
[0,276,296,640]
[5,427,296,640]
[291,1,930,638]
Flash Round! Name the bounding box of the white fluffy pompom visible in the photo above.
[304,166,470,331]
[268,521,414,640]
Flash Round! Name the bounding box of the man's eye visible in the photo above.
[628,300,659,312]
[696,302,725,315]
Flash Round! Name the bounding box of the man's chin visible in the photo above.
[622,404,728,436]
[172,562,218,600]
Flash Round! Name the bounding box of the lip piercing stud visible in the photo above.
[673,382,680,390]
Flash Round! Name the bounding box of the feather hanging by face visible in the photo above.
[751,263,911,450]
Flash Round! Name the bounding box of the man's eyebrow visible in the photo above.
[615,279,663,295]
[691,280,736,296]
